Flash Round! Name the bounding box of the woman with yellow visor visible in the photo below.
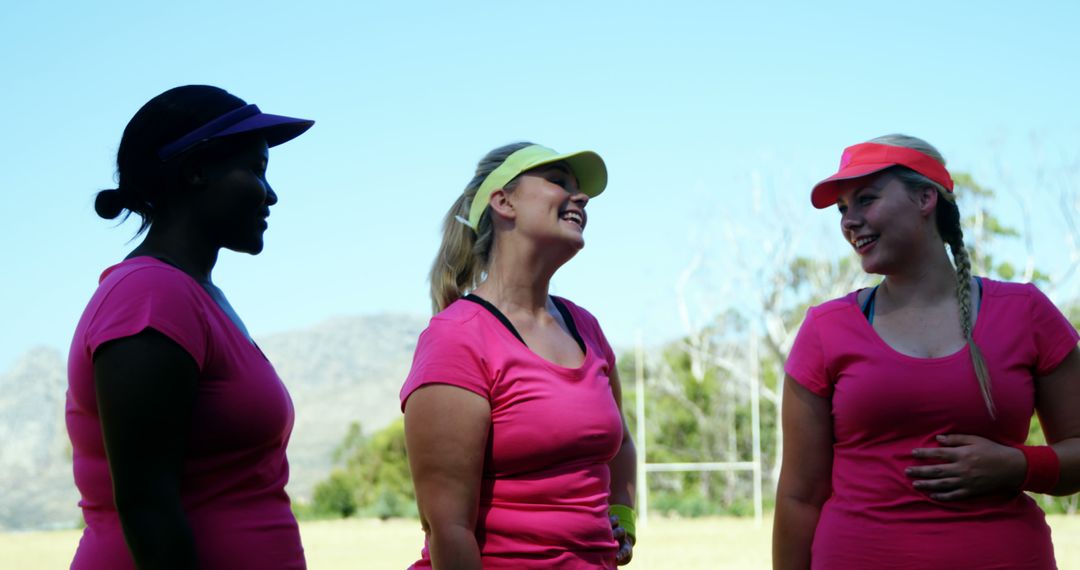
[400,143,637,568]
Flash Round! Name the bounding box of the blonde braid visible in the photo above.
[869,134,996,418]
[947,234,996,418]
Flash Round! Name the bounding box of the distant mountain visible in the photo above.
[0,313,427,531]
[259,314,426,502]
[0,347,79,531]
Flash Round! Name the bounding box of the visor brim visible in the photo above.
[521,150,608,197]
[810,163,895,208]
[215,112,315,148]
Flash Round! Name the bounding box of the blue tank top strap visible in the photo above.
[861,284,880,324]
[862,279,981,325]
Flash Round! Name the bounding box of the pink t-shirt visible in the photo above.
[786,278,1078,570]
[66,257,305,570]
[400,297,623,569]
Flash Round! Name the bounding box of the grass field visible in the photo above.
[4,515,1080,569]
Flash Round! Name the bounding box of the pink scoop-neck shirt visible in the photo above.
[786,278,1078,570]
[66,257,305,569]
[400,297,623,569]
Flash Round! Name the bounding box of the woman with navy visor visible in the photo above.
[773,134,1080,569]
[66,85,313,570]
[401,143,637,568]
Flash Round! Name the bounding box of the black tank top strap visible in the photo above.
[549,296,587,355]
[463,294,527,346]
[462,294,586,354]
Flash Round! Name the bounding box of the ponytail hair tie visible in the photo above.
[453,214,473,229]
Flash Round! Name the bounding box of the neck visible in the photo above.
[879,243,956,306]
[129,221,219,283]
[473,236,573,315]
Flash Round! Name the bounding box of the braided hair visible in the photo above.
[869,134,996,418]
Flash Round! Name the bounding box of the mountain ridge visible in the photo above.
[0,313,427,531]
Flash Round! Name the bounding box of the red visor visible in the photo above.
[810,142,954,209]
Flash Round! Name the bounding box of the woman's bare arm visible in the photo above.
[404,385,491,570]
[94,329,199,570]
[607,367,637,565]
[773,375,833,570]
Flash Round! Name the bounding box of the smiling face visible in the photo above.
[836,172,937,275]
[507,162,589,250]
[195,138,277,255]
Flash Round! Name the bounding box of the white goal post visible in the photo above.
[633,333,764,528]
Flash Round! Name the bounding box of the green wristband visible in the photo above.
[608,504,636,543]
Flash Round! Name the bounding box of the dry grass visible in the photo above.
[3,515,1079,569]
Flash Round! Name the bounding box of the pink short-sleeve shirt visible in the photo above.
[66,257,305,570]
[400,296,623,569]
[785,278,1079,569]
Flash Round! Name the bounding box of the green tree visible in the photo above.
[309,419,416,519]
[952,171,1048,283]
[311,470,358,518]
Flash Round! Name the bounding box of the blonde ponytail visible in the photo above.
[428,142,533,313]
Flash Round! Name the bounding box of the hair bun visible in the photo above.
[94,188,126,220]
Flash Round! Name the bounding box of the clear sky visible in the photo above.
[2,1,1079,372]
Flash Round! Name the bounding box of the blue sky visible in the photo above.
[2,1,1079,372]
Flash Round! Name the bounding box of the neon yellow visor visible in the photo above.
[466,144,608,230]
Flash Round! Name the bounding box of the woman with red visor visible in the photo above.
[773,134,1080,569]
